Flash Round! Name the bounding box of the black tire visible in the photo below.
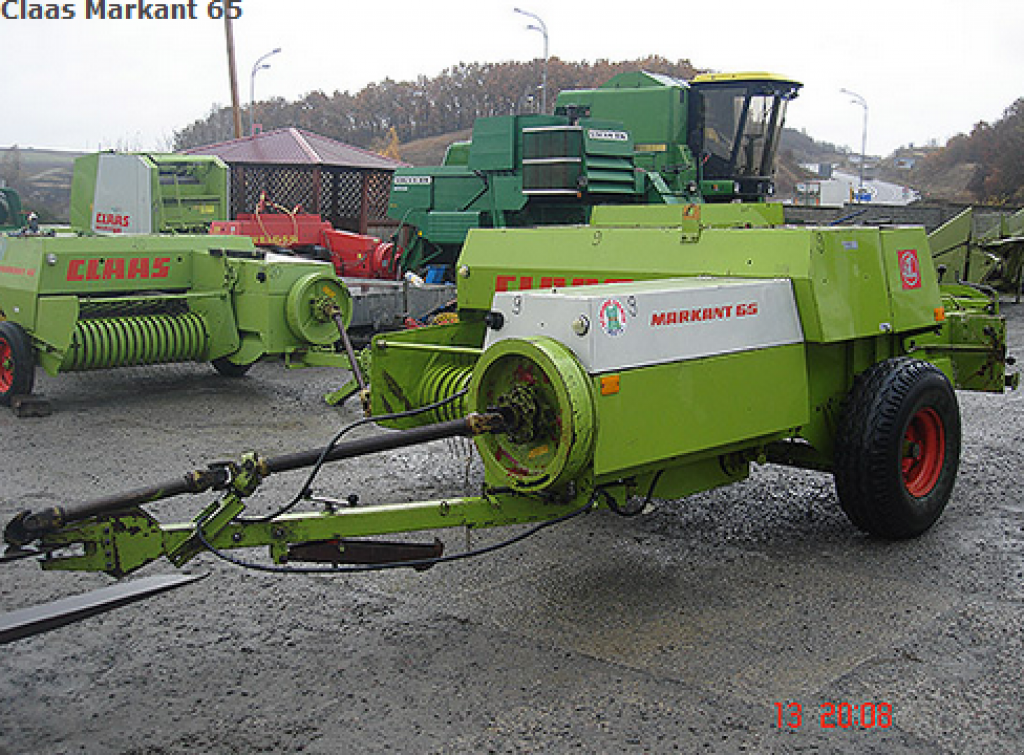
[0,321,36,405]
[834,357,961,539]
[211,357,254,378]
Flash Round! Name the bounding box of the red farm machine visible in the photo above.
[210,195,403,281]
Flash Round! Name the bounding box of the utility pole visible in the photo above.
[224,16,243,139]
[841,88,869,202]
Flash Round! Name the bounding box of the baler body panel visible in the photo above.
[485,277,809,479]
[590,343,808,478]
[69,152,229,236]
[458,221,942,345]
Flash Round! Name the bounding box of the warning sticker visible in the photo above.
[598,299,628,337]
[899,249,922,290]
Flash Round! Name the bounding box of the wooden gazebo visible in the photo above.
[186,128,405,235]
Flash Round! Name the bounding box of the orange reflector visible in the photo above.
[600,375,620,395]
[934,307,946,322]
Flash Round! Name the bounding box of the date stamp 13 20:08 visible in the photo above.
[774,702,894,730]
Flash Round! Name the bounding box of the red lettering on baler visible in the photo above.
[102,258,125,280]
[127,258,150,279]
[540,277,567,288]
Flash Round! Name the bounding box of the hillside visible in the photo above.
[5,66,1021,217]
[0,147,82,222]
[904,98,1024,205]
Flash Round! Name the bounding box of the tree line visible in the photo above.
[171,56,700,153]
[916,98,1024,205]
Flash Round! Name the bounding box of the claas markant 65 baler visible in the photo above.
[0,65,1017,639]
[2,201,1014,622]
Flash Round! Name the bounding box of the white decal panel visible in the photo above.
[485,277,804,374]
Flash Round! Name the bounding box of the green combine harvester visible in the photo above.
[389,71,801,271]
[0,232,354,414]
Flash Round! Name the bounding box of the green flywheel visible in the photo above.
[469,336,596,491]
[285,271,352,346]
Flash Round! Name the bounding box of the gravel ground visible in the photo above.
[1,303,1022,754]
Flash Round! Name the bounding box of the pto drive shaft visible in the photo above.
[4,411,508,547]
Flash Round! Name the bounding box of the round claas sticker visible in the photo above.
[598,299,627,337]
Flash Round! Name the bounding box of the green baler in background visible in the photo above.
[0,232,352,412]
[389,71,801,272]
[69,152,229,235]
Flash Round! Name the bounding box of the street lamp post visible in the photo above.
[841,88,868,202]
[249,47,282,136]
[514,7,548,113]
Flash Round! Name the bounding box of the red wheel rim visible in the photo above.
[0,338,13,392]
[902,407,945,497]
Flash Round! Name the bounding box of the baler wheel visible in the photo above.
[211,357,254,378]
[834,358,960,539]
[0,321,35,405]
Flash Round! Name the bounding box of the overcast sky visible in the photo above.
[3,0,1021,156]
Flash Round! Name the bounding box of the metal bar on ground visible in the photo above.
[0,573,208,645]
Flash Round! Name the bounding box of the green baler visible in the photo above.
[367,204,1010,533]
[1,204,1014,600]
[389,71,801,271]
[69,152,229,235]
[0,232,351,410]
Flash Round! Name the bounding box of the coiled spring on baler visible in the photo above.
[59,312,209,371]
[416,363,473,423]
